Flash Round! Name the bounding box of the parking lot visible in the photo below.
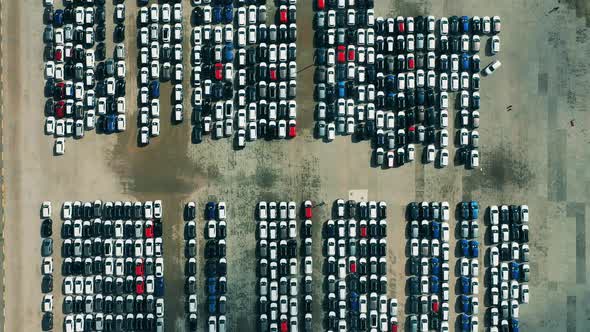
[2,0,590,331]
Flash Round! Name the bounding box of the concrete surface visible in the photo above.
[1,0,589,331]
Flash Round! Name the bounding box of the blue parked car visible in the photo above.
[459,239,469,257]
[459,295,469,313]
[104,114,116,134]
[337,81,346,98]
[349,292,359,312]
[386,75,396,91]
[155,277,164,297]
[207,278,217,295]
[470,201,479,219]
[223,5,233,24]
[461,16,470,33]
[459,276,470,294]
[208,295,217,314]
[470,241,479,258]
[510,262,520,280]
[149,81,160,99]
[206,202,216,220]
[431,222,440,239]
[461,313,471,332]
[212,6,222,24]
[461,53,470,72]
[431,257,440,275]
[460,202,470,220]
[511,319,519,332]
[223,43,234,62]
[54,10,64,27]
[430,276,439,293]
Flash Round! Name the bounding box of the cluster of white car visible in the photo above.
[60,199,164,332]
[486,205,530,331]
[43,0,127,156]
[323,199,398,332]
[137,3,186,145]
[313,7,502,169]
[407,201,452,332]
[192,0,298,149]
[257,200,312,332]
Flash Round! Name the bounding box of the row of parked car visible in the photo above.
[199,201,229,332]
[453,201,482,332]
[257,200,313,332]
[43,0,128,155]
[136,2,186,146]
[323,199,400,332]
[191,0,299,148]
[58,199,165,332]
[40,202,55,331]
[406,201,454,332]
[486,204,530,332]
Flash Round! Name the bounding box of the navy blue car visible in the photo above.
[431,257,440,275]
[349,292,359,312]
[208,295,217,314]
[459,295,469,313]
[223,5,233,24]
[54,10,64,27]
[461,314,470,332]
[104,114,116,134]
[212,6,222,24]
[431,222,440,239]
[430,276,439,293]
[459,239,469,257]
[510,262,520,280]
[470,241,479,257]
[461,53,470,72]
[155,277,164,297]
[149,81,160,99]
[207,278,216,295]
[205,202,216,220]
[459,276,470,294]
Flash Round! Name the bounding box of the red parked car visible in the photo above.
[135,260,144,276]
[349,261,357,273]
[407,57,415,70]
[55,49,63,62]
[145,224,154,238]
[304,200,313,219]
[136,278,145,295]
[316,0,325,10]
[55,100,65,118]
[337,45,346,63]
[347,46,355,62]
[397,17,405,33]
[360,224,367,237]
[269,67,277,81]
[431,300,439,313]
[279,6,288,24]
[391,321,398,332]
[280,320,288,332]
[214,63,223,80]
[288,120,297,138]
